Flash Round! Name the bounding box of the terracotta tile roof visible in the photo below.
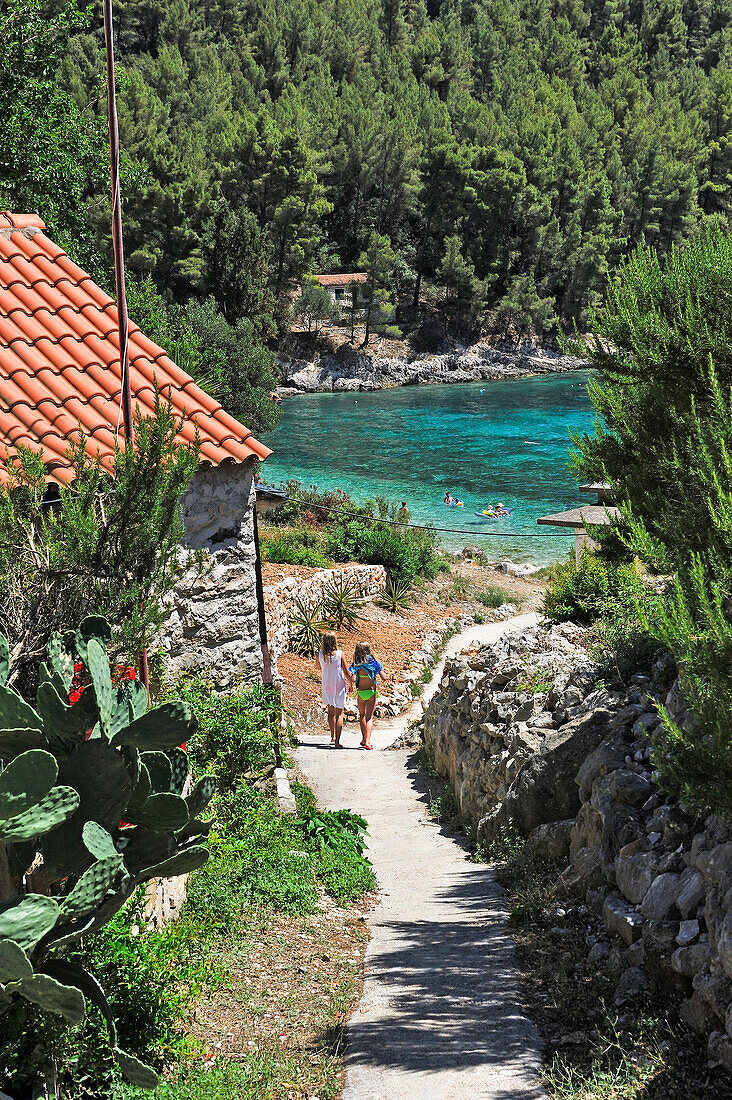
[0,212,271,486]
[314,273,368,286]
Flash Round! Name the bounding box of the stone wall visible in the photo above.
[422,622,732,1070]
[263,563,386,659]
[157,460,263,690]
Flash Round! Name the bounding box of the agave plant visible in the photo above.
[375,576,413,617]
[0,617,214,1090]
[322,576,363,631]
[290,597,326,657]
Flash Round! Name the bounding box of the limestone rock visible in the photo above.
[603,894,644,945]
[526,819,575,861]
[641,873,681,921]
[613,965,648,1005]
[677,919,701,947]
[672,943,712,978]
[615,842,659,906]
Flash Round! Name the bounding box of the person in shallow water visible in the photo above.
[316,632,352,747]
[349,641,387,750]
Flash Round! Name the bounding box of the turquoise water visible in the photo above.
[262,372,595,565]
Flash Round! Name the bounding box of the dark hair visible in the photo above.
[321,631,338,658]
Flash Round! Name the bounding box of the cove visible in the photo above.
[263,371,595,565]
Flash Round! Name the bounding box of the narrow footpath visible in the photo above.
[296,613,549,1100]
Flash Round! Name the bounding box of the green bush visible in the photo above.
[477,584,515,608]
[261,527,331,568]
[542,550,644,625]
[176,678,279,789]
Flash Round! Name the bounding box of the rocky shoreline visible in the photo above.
[276,341,585,395]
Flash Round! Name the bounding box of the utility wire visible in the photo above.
[283,494,573,537]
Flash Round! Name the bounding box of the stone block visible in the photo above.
[615,841,659,905]
[641,872,681,920]
[671,943,712,978]
[603,894,644,944]
[675,867,706,919]
[695,843,732,885]
[526,819,574,861]
[676,919,701,947]
[613,965,648,1005]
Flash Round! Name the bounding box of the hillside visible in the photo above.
[3,0,732,349]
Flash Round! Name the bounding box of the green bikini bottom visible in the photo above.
[356,689,376,701]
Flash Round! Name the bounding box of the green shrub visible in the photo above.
[477,584,515,608]
[375,576,413,615]
[290,596,326,656]
[296,808,369,855]
[261,527,331,568]
[647,557,732,818]
[322,576,363,630]
[542,550,644,625]
[315,848,377,904]
[380,324,403,339]
[175,678,279,789]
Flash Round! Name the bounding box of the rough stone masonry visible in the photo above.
[422,622,732,1073]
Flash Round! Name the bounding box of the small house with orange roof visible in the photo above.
[0,211,272,687]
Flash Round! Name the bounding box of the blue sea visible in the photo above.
[262,372,595,565]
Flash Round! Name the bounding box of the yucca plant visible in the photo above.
[375,576,413,617]
[322,576,363,631]
[290,597,326,657]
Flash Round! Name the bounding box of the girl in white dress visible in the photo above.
[316,632,353,747]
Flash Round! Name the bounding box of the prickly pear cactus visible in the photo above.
[0,617,216,1090]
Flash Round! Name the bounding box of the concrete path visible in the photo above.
[296,614,549,1100]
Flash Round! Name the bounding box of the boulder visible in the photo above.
[676,919,701,947]
[575,735,627,795]
[526,819,574,861]
[695,843,732,885]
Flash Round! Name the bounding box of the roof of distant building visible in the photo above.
[0,212,271,486]
[313,273,368,286]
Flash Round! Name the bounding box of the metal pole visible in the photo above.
[103,0,134,445]
[104,0,149,691]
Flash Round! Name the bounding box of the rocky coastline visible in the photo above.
[276,341,585,395]
[419,621,732,1072]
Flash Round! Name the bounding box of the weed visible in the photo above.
[296,809,369,856]
[474,611,485,623]
[410,681,423,698]
[420,667,433,683]
[515,667,554,694]
[477,584,518,608]
[449,574,472,600]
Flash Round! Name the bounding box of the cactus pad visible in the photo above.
[60,856,124,919]
[111,701,196,750]
[0,634,9,688]
[47,631,76,692]
[75,616,112,662]
[126,792,189,833]
[16,972,85,1023]
[141,752,172,794]
[0,894,60,953]
[82,822,119,861]
[138,844,209,881]
[0,749,58,819]
[114,1048,159,1089]
[0,784,80,842]
[186,776,216,820]
[0,938,32,983]
[86,638,114,737]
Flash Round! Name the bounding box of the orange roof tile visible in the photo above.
[314,273,368,286]
[0,212,271,486]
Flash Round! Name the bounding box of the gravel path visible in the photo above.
[296,613,549,1100]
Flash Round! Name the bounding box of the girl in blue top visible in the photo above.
[349,641,386,750]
